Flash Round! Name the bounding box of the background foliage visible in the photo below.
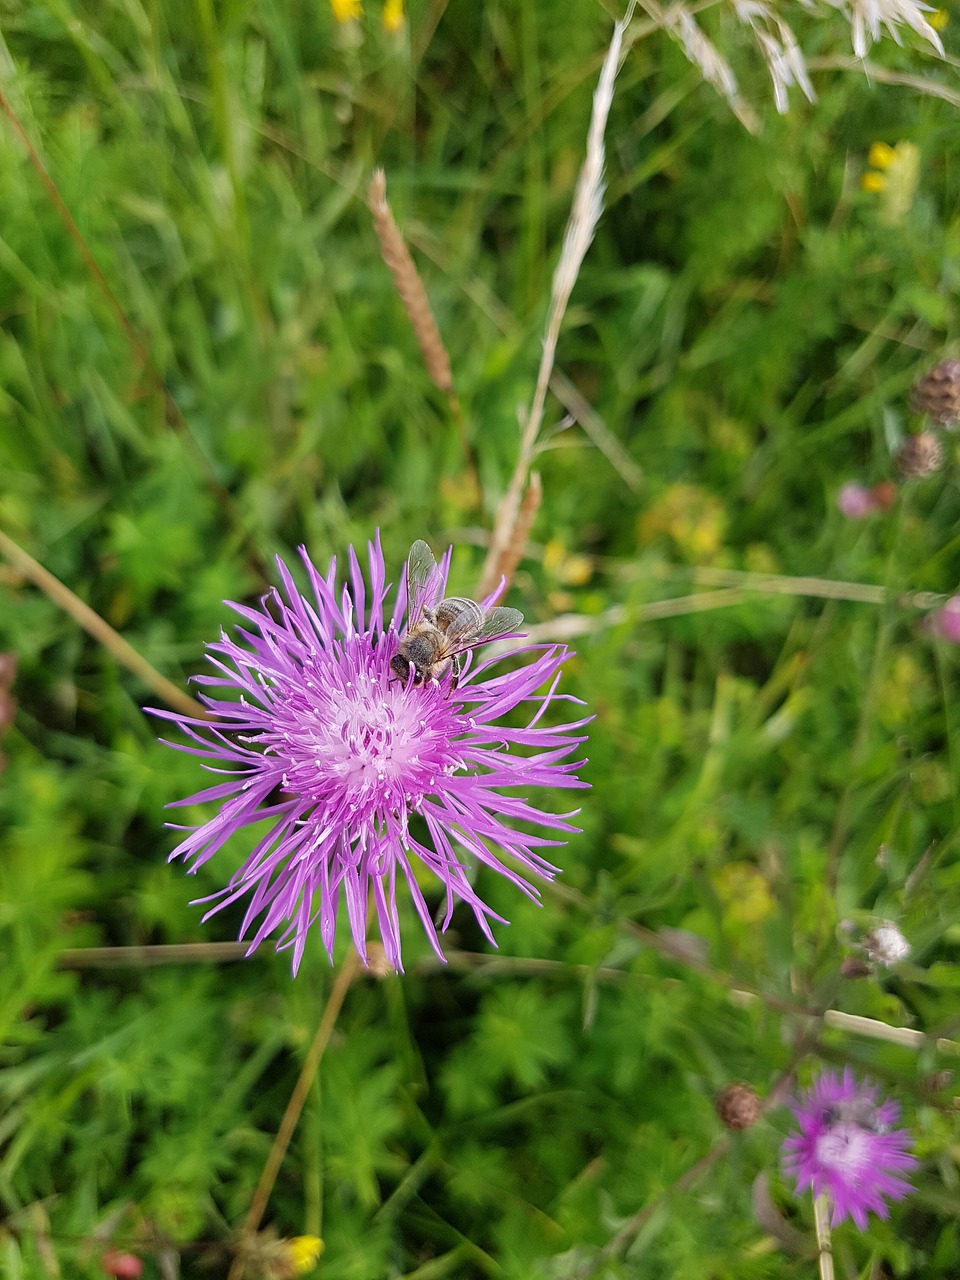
[1,0,959,1276]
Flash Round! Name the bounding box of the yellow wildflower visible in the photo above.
[288,1236,325,1274]
[867,141,896,170]
[330,0,361,22]
[383,0,404,32]
[861,171,887,193]
[928,9,949,29]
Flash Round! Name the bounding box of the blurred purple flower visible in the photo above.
[782,1069,918,1229]
[928,595,960,643]
[837,482,877,520]
[152,535,588,973]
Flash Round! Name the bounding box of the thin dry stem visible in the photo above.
[822,1008,960,1055]
[58,942,250,968]
[478,2,636,598]
[368,169,480,496]
[228,954,361,1280]
[403,224,642,491]
[806,55,960,110]
[814,1193,835,1280]
[487,472,542,593]
[511,569,947,645]
[368,169,454,396]
[0,528,205,720]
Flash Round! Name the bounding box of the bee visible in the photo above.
[822,1099,888,1134]
[390,539,523,690]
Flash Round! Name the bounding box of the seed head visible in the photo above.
[897,431,944,478]
[863,920,911,967]
[911,359,960,429]
[715,1081,761,1130]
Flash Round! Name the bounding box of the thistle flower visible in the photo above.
[152,535,588,973]
[782,1069,918,1229]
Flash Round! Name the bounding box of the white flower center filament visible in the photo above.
[815,1123,873,1181]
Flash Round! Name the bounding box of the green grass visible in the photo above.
[1,1,959,1277]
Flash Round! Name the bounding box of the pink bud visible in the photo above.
[101,1251,144,1279]
[930,596,960,644]
[837,482,877,519]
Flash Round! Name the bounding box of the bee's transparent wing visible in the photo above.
[405,539,443,625]
[446,605,524,647]
[478,606,524,640]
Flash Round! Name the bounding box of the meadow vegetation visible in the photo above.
[1,1,959,1276]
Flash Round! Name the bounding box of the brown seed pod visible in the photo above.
[897,431,944,478]
[715,1081,762,1130]
[911,359,960,429]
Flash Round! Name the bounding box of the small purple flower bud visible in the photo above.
[929,596,960,644]
[837,482,877,520]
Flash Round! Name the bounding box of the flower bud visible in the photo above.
[837,482,876,519]
[101,1252,144,1280]
[897,431,944,477]
[911,359,960,429]
[928,597,960,644]
[863,921,911,967]
[715,1082,762,1130]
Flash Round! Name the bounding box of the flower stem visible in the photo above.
[228,954,361,1279]
[813,1193,835,1280]
[0,527,206,720]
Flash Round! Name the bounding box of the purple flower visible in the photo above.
[928,595,960,643]
[837,482,877,520]
[152,535,588,973]
[782,1069,918,1229]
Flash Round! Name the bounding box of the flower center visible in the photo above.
[264,638,468,823]
[814,1123,873,1181]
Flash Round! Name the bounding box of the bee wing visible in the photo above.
[405,539,443,625]
[444,605,524,648]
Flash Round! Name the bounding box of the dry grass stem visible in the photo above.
[368,168,454,397]
[228,953,361,1280]
[487,472,542,593]
[403,224,642,491]
[512,570,947,645]
[0,528,206,720]
[822,1009,960,1054]
[479,2,637,598]
[814,1193,835,1280]
[638,0,760,131]
[58,943,251,968]
[807,55,960,110]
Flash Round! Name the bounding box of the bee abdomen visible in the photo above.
[435,597,483,634]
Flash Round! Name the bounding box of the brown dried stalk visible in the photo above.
[368,169,480,496]
[227,953,361,1280]
[0,528,205,720]
[478,3,636,598]
[485,472,541,594]
[368,168,454,397]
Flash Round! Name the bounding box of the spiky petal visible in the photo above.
[782,1068,918,1229]
[151,535,588,973]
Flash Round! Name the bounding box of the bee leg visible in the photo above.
[448,654,461,694]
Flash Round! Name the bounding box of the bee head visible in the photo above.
[390,653,415,684]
